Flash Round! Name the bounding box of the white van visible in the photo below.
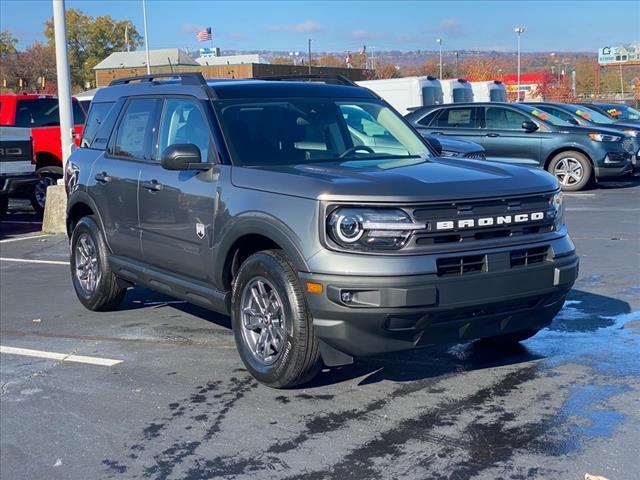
[440,79,474,104]
[471,81,507,102]
[356,76,443,115]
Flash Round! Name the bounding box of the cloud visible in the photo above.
[266,20,322,33]
[351,29,381,40]
[434,18,467,38]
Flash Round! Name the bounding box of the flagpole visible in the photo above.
[142,0,151,74]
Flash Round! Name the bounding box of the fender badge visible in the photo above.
[196,223,206,239]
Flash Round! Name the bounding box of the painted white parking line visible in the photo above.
[0,234,49,244]
[0,346,122,367]
[0,257,70,266]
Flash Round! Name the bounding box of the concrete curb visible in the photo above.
[41,184,67,234]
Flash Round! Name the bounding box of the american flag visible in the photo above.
[196,27,212,42]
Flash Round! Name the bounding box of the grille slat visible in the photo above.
[510,246,549,268]
[437,254,486,277]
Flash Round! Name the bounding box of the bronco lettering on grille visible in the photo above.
[434,211,545,231]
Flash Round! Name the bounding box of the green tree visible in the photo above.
[44,8,142,88]
[0,30,18,57]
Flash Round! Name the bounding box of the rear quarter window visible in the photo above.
[81,102,115,149]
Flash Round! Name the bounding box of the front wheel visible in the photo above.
[547,151,592,192]
[70,216,126,311]
[231,250,322,388]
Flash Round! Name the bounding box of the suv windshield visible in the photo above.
[522,105,572,127]
[569,105,615,125]
[601,104,640,121]
[216,99,430,166]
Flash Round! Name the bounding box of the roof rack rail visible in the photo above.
[255,74,357,87]
[109,72,207,87]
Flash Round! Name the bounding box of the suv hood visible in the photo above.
[425,134,484,153]
[231,157,558,202]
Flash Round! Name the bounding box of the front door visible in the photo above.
[423,106,485,145]
[479,106,542,166]
[138,97,218,283]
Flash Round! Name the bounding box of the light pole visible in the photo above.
[289,51,299,66]
[142,0,151,74]
[436,38,443,79]
[308,39,312,75]
[514,27,524,101]
[52,0,74,168]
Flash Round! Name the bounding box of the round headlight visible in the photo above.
[335,214,364,243]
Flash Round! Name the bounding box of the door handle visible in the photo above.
[486,133,500,137]
[141,179,163,192]
[94,171,112,183]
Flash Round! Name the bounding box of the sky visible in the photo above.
[1,0,638,54]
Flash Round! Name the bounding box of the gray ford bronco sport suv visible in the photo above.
[66,73,578,388]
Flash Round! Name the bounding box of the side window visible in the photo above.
[111,98,160,160]
[72,100,86,125]
[544,107,574,123]
[435,107,476,128]
[485,107,529,130]
[417,110,439,127]
[157,98,211,162]
[81,102,114,148]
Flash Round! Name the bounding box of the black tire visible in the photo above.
[231,249,322,388]
[479,328,540,346]
[547,151,592,192]
[31,169,63,215]
[70,216,126,311]
[0,196,8,221]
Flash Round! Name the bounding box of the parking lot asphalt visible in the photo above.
[1,178,639,480]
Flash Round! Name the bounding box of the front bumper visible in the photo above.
[301,243,578,357]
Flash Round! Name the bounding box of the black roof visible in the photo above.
[93,77,377,103]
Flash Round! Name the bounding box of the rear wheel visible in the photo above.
[70,216,126,311]
[231,249,321,388]
[547,151,592,192]
[31,169,62,215]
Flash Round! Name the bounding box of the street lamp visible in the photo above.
[514,27,524,101]
[436,38,443,79]
[289,51,300,66]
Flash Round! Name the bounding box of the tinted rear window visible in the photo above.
[14,98,86,127]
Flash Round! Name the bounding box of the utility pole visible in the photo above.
[619,64,625,96]
[308,39,312,75]
[142,0,151,74]
[514,27,524,101]
[436,38,443,79]
[52,0,74,168]
[454,51,459,78]
[125,24,130,52]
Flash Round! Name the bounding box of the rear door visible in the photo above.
[479,106,541,165]
[138,96,218,283]
[93,97,161,259]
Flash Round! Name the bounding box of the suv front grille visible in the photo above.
[437,254,486,277]
[510,246,550,268]
[411,193,554,250]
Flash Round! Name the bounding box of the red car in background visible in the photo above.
[0,94,85,213]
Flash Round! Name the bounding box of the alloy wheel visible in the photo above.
[553,157,583,186]
[240,277,287,366]
[74,233,100,295]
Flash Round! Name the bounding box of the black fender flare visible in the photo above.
[66,191,107,242]
[214,214,311,289]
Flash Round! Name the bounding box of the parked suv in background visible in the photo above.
[66,73,578,388]
[579,102,640,124]
[0,94,86,213]
[406,102,635,191]
[526,102,640,170]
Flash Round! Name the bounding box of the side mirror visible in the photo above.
[522,120,539,132]
[160,144,208,170]
[423,135,443,155]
